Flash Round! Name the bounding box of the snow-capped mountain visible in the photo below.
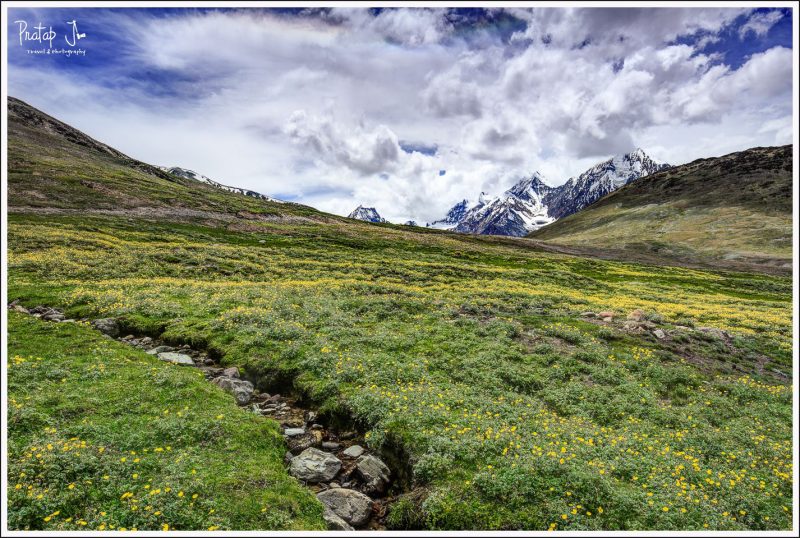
[429,149,670,237]
[545,148,669,219]
[161,166,282,203]
[454,172,556,236]
[348,205,386,223]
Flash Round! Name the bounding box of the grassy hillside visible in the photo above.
[531,146,793,273]
[6,98,794,530]
[6,313,325,531]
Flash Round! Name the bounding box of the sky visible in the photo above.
[6,6,795,223]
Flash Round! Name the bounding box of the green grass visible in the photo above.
[6,313,325,531]
[7,212,793,531]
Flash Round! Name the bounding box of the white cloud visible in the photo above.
[739,10,784,39]
[7,7,794,224]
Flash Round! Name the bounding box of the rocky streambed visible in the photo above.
[9,302,401,530]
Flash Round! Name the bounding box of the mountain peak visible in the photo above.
[348,205,386,223]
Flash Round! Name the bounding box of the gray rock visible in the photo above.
[653,329,666,339]
[322,442,340,451]
[284,427,306,437]
[342,445,365,458]
[289,448,341,483]
[42,312,65,321]
[287,431,323,455]
[147,345,174,355]
[157,352,195,366]
[91,318,120,337]
[284,451,294,465]
[356,454,391,494]
[138,336,153,346]
[59,319,76,323]
[322,506,354,531]
[317,488,373,527]
[222,367,240,378]
[627,309,645,322]
[211,376,254,405]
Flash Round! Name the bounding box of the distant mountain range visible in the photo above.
[160,166,283,203]
[428,149,670,236]
[349,149,670,236]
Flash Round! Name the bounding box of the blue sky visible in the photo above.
[6,7,794,222]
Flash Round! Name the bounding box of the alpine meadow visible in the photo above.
[3,4,797,535]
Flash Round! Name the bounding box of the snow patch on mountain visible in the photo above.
[348,205,387,223]
[161,166,283,203]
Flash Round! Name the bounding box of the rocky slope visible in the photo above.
[531,145,792,271]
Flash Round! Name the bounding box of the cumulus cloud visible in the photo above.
[7,7,794,224]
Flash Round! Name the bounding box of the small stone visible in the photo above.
[284,451,294,465]
[284,428,306,437]
[340,431,357,441]
[10,304,29,314]
[139,336,153,346]
[342,445,365,458]
[580,311,595,318]
[627,309,645,322]
[289,448,341,483]
[59,319,76,323]
[122,334,135,340]
[653,329,666,339]
[317,489,373,527]
[305,411,318,424]
[223,367,240,378]
[310,423,324,431]
[598,311,614,320]
[601,317,613,322]
[204,358,215,366]
[322,442,341,451]
[156,352,195,366]
[287,431,323,454]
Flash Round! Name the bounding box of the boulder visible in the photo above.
[356,455,391,494]
[289,448,341,483]
[157,352,195,366]
[211,376,254,405]
[342,445,365,458]
[91,318,120,337]
[322,506,354,531]
[222,366,240,378]
[317,488,373,527]
[627,309,645,322]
